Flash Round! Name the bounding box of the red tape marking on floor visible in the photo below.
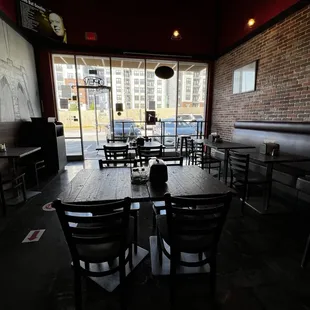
[22,229,45,243]
[42,202,55,212]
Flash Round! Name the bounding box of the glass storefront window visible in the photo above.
[52,54,208,159]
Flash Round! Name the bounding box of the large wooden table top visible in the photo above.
[58,166,234,203]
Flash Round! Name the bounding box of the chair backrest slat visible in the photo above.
[98,159,137,168]
[107,138,127,143]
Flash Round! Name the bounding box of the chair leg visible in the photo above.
[301,233,310,268]
[218,163,221,180]
[246,183,250,200]
[152,210,156,228]
[134,213,138,254]
[0,185,6,216]
[129,245,133,270]
[170,250,177,308]
[34,166,39,188]
[119,253,127,310]
[74,268,82,310]
[157,229,163,266]
[241,185,247,216]
[21,176,27,203]
[209,258,217,299]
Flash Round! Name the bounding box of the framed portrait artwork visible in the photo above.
[233,60,258,94]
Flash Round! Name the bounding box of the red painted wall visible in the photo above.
[0,0,16,21]
[218,0,300,54]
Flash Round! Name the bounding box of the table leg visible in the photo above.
[223,149,229,184]
[263,163,273,211]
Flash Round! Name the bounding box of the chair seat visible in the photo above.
[156,215,214,254]
[77,217,134,263]
[235,171,268,184]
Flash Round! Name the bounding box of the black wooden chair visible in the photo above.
[137,145,163,166]
[107,138,127,143]
[104,144,129,162]
[98,159,140,253]
[0,171,27,216]
[151,156,184,227]
[188,141,221,179]
[228,150,268,215]
[155,192,232,304]
[53,198,133,310]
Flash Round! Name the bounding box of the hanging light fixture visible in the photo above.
[171,29,182,41]
[155,66,174,79]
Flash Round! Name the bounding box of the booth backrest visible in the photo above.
[232,121,310,172]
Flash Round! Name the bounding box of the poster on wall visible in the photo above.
[18,0,67,44]
[0,17,41,121]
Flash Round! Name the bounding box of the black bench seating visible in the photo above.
[213,121,310,203]
[296,176,310,268]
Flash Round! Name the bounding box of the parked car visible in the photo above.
[107,119,141,139]
[178,113,203,121]
[152,118,197,146]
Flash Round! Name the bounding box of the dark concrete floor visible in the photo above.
[0,160,310,310]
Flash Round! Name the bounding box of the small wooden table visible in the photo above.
[193,139,255,184]
[0,147,41,172]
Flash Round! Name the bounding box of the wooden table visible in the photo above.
[0,147,41,172]
[59,166,235,203]
[193,139,255,184]
[147,165,235,201]
[59,168,150,203]
[248,152,310,213]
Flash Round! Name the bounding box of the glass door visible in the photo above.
[52,54,83,160]
[76,56,112,159]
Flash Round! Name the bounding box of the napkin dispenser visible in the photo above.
[148,158,168,184]
[208,132,220,142]
[259,143,280,156]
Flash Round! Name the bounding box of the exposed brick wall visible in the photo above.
[212,5,310,141]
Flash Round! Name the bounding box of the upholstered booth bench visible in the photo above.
[215,121,310,203]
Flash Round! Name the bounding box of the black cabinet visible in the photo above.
[19,118,67,174]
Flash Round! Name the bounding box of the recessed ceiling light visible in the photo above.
[171,30,182,40]
[248,18,255,27]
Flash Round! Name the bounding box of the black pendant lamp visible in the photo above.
[155,66,174,79]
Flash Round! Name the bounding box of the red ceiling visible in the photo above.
[218,0,300,54]
[0,0,303,58]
